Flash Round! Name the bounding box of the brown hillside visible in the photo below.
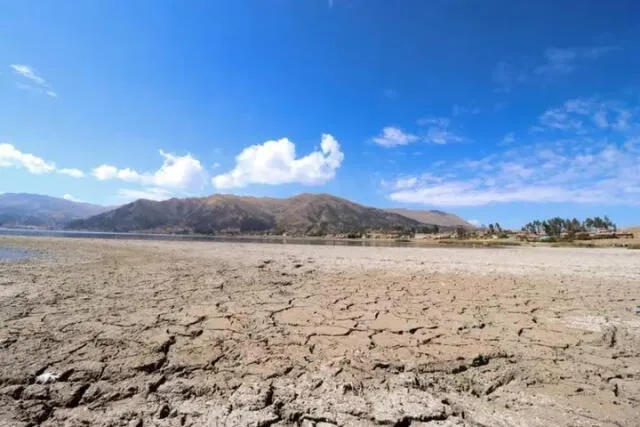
[69,193,430,235]
[385,208,473,229]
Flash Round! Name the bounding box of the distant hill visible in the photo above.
[0,193,113,228]
[69,193,431,235]
[384,208,474,229]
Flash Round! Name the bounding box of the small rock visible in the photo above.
[229,383,273,410]
[129,418,143,427]
[35,372,59,384]
[1,385,24,399]
[369,388,448,424]
[22,384,49,400]
[158,404,171,419]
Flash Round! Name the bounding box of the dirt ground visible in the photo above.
[1,236,639,426]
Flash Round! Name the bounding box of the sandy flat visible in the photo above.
[1,236,639,426]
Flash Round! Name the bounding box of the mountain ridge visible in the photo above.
[0,193,113,228]
[69,193,470,235]
[384,208,474,229]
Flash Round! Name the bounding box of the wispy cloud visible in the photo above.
[372,127,419,147]
[117,187,174,202]
[492,61,527,93]
[382,89,398,99]
[493,42,622,91]
[417,117,465,145]
[537,96,635,134]
[58,168,85,178]
[452,104,480,117]
[62,194,85,203]
[386,97,640,207]
[501,132,516,145]
[10,64,57,98]
[535,45,622,78]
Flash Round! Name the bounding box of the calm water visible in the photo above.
[0,227,416,248]
[0,247,32,261]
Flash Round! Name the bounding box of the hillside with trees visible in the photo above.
[522,216,617,237]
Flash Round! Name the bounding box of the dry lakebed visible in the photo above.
[1,236,639,426]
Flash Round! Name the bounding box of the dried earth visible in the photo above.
[1,236,639,426]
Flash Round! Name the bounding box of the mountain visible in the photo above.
[384,208,474,229]
[69,193,426,235]
[0,193,113,228]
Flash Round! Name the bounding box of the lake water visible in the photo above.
[0,227,417,248]
[0,247,32,262]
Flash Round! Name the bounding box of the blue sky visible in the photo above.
[1,0,640,228]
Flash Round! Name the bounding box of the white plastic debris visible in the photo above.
[35,372,59,384]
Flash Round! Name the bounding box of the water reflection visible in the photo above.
[0,247,32,261]
[0,228,414,248]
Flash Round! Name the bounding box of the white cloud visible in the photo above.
[393,177,418,190]
[467,219,481,227]
[11,64,45,85]
[418,117,465,145]
[501,132,515,145]
[593,110,609,128]
[372,127,418,147]
[390,181,571,207]
[153,150,205,189]
[426,128,464,145]
[492,61,527,93]
[387,97,640,207]
[11,64,57,98]
[494,43,621,91]
[57,168,85,178]
[452,104,480,117]
[92,150,206,190]
[534,47,578,77]
[62,194,84,203]
[535,45,622,78]
[212,134,343,189]
[117,187,174,202]
[538,97,636,133]
[0,143,56,174]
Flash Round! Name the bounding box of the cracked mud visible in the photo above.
[1,236,639,426]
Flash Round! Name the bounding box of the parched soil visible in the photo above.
[1,236,639,426]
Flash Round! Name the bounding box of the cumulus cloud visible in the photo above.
[0,143,56,174]
[57,168,85,178]
[467,219,481,227]
[386,97,640,207]
[92,150,206,190]
[11,64,57,98]
[212,134,344,189]
[372,127,418,147]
